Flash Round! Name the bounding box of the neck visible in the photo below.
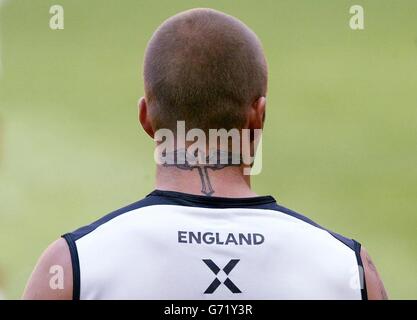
[155,165,257,198]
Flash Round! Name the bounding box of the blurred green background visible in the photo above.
[0,0,416,299]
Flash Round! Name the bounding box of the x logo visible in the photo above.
[203,259,241,294]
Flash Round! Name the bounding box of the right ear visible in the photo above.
[138,97,155,139]
[247,96,266,132]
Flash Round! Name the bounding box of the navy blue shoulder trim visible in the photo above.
[261,202,356,251]
[353,240,368,300]
[61,195,165,300]
[263,201,367,299]
[61,233,80,300]
[66,195,163,241]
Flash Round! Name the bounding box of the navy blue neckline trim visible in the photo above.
[147,189,276,207]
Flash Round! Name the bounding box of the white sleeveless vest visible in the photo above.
[63,190,366,300]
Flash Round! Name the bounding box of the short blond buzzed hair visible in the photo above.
[144,8,268,132]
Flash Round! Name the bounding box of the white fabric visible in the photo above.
[75,205,362,300]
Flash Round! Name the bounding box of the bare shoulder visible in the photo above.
[22,238,73,300]
[360,246,388,300]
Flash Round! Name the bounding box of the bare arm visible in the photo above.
[22,238,73,300]
[361,246,388,300]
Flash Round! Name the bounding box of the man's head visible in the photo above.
[140,8,267,136]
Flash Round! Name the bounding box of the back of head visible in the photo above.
[144,8,268,132]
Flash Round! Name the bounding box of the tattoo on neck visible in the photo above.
[162,149,242,196]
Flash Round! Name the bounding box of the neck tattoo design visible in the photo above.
[162,150,242,196]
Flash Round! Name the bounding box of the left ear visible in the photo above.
[247,96,266,131]
[138,97,155,139]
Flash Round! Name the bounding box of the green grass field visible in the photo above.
[0,0,416,299]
